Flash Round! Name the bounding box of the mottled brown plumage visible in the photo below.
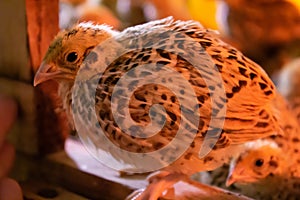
[34,17,281,199]
[192,58,300,200]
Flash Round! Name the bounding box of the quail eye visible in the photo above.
[254,159,264,167]
[66,52,78,63]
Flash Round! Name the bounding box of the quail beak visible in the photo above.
[226,174,238,186]
[226,169,256,186]
[34,62,74,86]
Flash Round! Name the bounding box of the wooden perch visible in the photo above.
[25,0,70,154]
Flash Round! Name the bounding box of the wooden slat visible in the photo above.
[22,180,89,200]
[26,0,70,155]
[33,139,141,200]
[0,0,67,155]
[25,0,59,72]
[0,0,30,81]
[11,139,145,199]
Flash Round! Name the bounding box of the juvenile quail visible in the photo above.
[34,17,281,200]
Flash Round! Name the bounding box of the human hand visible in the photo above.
[0,95,23,200]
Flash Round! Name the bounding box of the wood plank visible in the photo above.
[26,0,71,155]
[0,0,67,155]
[0,0,30,81]
[11,139,145,199]
[25,0,59,72]
[34,139,144,199]
[22,180,89,200]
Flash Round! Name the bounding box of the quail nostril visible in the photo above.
[35,62,57,74]
[44,65,57,73]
